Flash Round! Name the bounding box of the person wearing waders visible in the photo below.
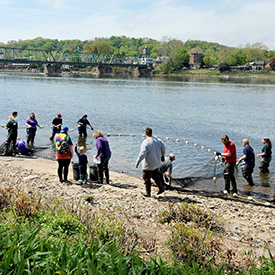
[256,137,272,173]
[237,139,255,186]
[135,127,166,197]
[50,113,62,141]
[77,114,94,138]
[216,134,237,196]
[25,112,43,147]
[2,116,18,156]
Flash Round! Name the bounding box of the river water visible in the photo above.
[1,72,275,201]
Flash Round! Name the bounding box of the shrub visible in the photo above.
[0,187,13,209]
[218,63,231,72]
[159,202,223,232]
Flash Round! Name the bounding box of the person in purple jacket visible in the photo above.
[92,130,111,184]
[16,138,33,156]
[25,113,43,146]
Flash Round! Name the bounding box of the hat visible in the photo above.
[61,126,68,133]
[57,113,62,117]
[168,153,175,160]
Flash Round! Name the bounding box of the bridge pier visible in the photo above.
[134,67,153,77]
[44,64,61,76]
[95,66,112,75]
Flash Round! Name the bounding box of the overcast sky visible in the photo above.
[1,0,275,50]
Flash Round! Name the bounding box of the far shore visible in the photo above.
[1,67,275,80]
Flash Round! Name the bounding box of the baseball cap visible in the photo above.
[57,113,62,117]
[169,153,175,160]
[61,126,68,133]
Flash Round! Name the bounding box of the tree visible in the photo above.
[150,53,158,59]
[203,49,217,67]
[159,38,184,57]
[128,51,138,57]
[269,59,275,70]
[158,59,174,74]
[268,51,275,59]
[172,48,190,68]
[218,62,230,72]
[244,42,269,62]
[83,41,111,54]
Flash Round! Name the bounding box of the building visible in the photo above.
[249,61,265,70]
[188,52,204,67]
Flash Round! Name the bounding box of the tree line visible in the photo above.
[1,36,275,73]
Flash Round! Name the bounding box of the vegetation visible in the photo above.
[1,36,275,75]
[1,186,275,274]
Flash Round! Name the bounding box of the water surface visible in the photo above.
[1,72,275,201]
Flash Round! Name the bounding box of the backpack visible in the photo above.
[57,135,70,155]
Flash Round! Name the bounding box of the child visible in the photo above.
[75,143,88,183]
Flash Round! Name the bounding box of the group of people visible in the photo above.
[217,135,272,196]
[54,126,111,185]
[2,113,272,196]
[135,127,176,197]
[50,113,94,141]
[2,111,41,156]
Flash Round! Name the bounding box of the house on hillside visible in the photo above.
[188,52,204,68]
[249,61,265,70]
[153,56,169,67]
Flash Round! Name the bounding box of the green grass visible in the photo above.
[1,187,275,274]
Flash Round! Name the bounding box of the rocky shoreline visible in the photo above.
[0,155,275,259]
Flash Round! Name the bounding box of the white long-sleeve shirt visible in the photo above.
[136,136,165,171]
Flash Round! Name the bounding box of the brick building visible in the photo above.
[188,52,204,67]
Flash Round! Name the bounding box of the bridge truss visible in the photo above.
[0,47,145,67]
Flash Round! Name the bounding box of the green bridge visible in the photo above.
[0,46,153,75]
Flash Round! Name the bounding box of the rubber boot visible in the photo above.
[141,185,151,197]
[2,144,9,156]
[104,169,110,184]
[49,132,55,141]
[83,174,87,184]
[78,174,84,183]
[97,165,104,184]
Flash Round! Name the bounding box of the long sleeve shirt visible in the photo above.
[96,136,111,158]
[136,136,165,171]
[75,146,88,166]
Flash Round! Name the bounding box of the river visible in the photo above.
[1,72,275,201]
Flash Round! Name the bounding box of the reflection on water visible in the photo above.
[1,72,275,201]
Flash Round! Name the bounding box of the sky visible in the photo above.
[1,0,275,49]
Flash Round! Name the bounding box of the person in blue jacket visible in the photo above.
[50,113,62,141]
[75,143,88,183]
[237,139,255,186]
[77,114,93,138]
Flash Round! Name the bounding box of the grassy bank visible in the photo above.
[1,186,275,274]
[155,68,275,79]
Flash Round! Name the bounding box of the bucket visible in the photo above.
[89,165,98,181]
[72,162,79,180]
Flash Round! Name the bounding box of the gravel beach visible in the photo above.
[0,155,275,259]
